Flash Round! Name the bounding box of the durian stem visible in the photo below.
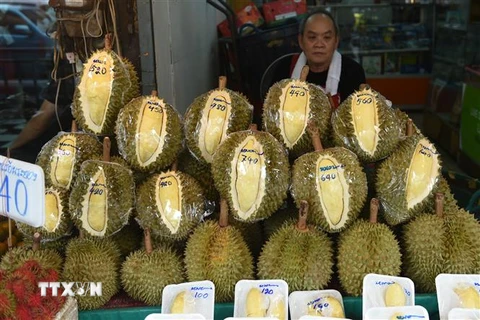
[359,83,368,90]
[71,120,78,133]
[219,198,229,228]
[250,124,258,132]
[296,200,309,232]
[32,232,41,251]
[307,121,324,151]
[105,33,113,50]
[170,160,178,171]
[219,76,227,90]
[79,229,85,239]
[435,193,444,218]
[406,119,414,137]
[300,65,309,81]
[103,137,111,162]
[144,228,153,254]
[7,218,12,250]
[151,90,158,97]
[327,93,336,109]
[369,198,379,223]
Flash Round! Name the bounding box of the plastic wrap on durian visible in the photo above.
[69,160,135,237]
[115,93,183,172]
[36,131,102,190]
[436,274,480,320]
[135,170,208,241]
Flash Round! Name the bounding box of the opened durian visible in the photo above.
[332,84,402,163]
[258,201,334,291]
[69,137,134,237]
[184,76,253,164]
[116,90,183,172]
[337,199,402,296]
[291,123,367,232]
[262,66,332,159]
[212,127,290,223]
[184,200,254,302]
[73,34,139,135]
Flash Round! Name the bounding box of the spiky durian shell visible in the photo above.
[22,236,71,257]
[337,220,402,296]
[291,147,367,232]
[184,88,253,164]
[184,221,254,302]
[115,95,183,172]
[258,220,334,291]
[393,108,423,139]
[110,219,143,259]
[0,247,63,274]
[121,246,185,305]
[136,170,205,241]
[73,50,139,135]
[62,238,120,310]
[36,132,102,190]
[17,187,72,241]
[212,130,290,223]
[332,87,402,162]
[263,203,297,240]
[429,176,458,212]
[69,160,134,237]
[376,135,442,225]
[262,79,332,159]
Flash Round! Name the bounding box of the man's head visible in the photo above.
[298,8,339,72]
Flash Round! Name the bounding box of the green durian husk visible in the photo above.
[36,132,102,190]
[393,108,423,139]
[212,130,290,223]
[184,88,253,164]
[136,170,205,241]
[69,160,134,237]
[332,87,402,163]
[337,219,402,296]
[115,95,183,172]
[0,246,63,274]
[62,238,120,310]
[258,219,334,291]
[291,147,367,232]
[121,246,185,305]
[262,202,297,240]
[262,79,332,159]
[184,221,254,302]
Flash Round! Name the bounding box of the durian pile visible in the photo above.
[2,56,478,317]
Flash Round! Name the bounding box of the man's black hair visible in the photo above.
[299,7,339,37]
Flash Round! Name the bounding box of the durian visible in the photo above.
[262,201,296,240]
[170,291,196,313]
[454,284,480,308]
[69,137,134,237]
[121,228,185,305]
[267,294,286,319]
[136,170,205,241]
[307,296,345,318]
[337,198,402,296]
[385,282,406,306]
[184,199,254,302]
[110,218,143,259]
[262,65,332,159]
[212,127,290,223]
[184,76,252,164]
[332,84,402,163]
[246,288,268,316]
[73,34,139,135]
[116,90,183,172]
[258,201,334,291]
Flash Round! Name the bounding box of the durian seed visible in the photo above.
[231,136,266,219]
[82,167,108,233]
[51,135,77,188]
[136,95,167,166]
[156,172,182,234]
[279,80,310,148]
[406,139,440,209]
[454,285,480,309]
[350,87,379,156]
[44,189,61,232]
[385,282,406,306]
[246,288,267,316]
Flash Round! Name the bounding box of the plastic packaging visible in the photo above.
[234,279,288,320]
[448,308,480,320]
[436,274,480,320]
[146,314,205,320]
[115,92,184,172]
[365,306,429,320]
[135,170,208,240]
[54,297,78,320]
[299,317,350,320]
[363,274,415,316]
[289,289,346,319]
[69,160,134,237]
[161,281,215,319]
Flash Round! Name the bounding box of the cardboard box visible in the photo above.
[262,0,307,24]
[217,2,264,37]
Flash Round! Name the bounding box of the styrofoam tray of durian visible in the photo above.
[289,289,346,319]
[161,281,214,320]
[448,308,480,320]
[435,274,480,320]
[364,306,429,320]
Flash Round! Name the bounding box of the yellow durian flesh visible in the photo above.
[44,189,62,232]
[350,87,379,156]
[454,285,480,309]
[246,288,268,317]
[385,283,406,307]
[156,172,182,234]
[50,134,77,189]
[279,80,310,148]
[170,291,196,313]
[267,295,286,319]
[80,167,108,235]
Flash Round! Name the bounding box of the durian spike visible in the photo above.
[170,160,178,171]
[296,200,309,232]
[250,123,258,132]
[144,228,153,254]
[307,121,324,151]
[71,120,78,133]
[219,198,229,228]
[219,76,227,90]
[151,90,158,97]
[327,93,336,109]
[103,137,111,162]
[369,198,379,223]
[435,193,444,218]
[300,65,309,81]
[359,83,369,90]
[32,232,41,251]
[104,33,113,51]
[406,119,414,137]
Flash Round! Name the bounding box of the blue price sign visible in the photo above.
[0,155,45,227]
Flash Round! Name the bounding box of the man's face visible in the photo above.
[299,14,339,68]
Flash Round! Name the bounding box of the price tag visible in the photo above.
[0,155,45,227]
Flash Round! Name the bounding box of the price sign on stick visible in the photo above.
[0,155,45,227]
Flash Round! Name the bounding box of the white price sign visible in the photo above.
[0,155,45,227]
